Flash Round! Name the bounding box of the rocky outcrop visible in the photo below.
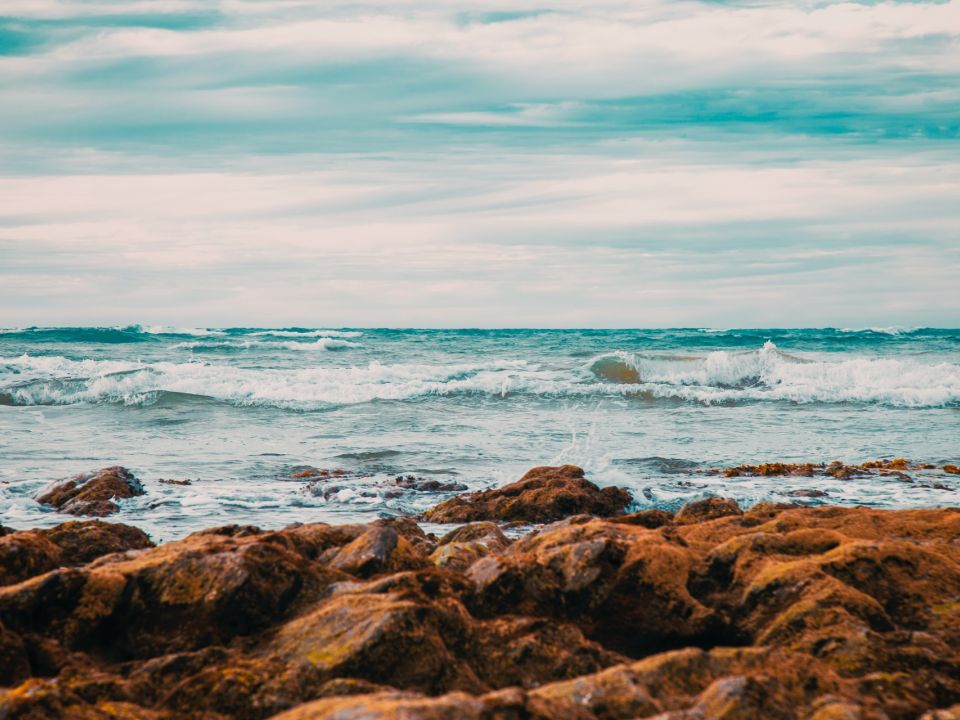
[2,481,959,719]
[0,520,153,586]
[422,465,632,523]
[429,522,510,572]
[35,466,145,516]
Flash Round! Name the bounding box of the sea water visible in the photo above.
[1,326,957,541]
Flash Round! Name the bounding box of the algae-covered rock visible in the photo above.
[35,467,145,516]
[422,465,631,523]
[2,473,959,720]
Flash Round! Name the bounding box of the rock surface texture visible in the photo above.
[422,464,632,523]
[35,466,146,516]
[0,465,958,719]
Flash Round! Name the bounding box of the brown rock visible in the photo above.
[35,467,145,516]
[326,525,430,578]
[611,509,674,528]
[429,523,510,573]
[466,518,722,656]
[0,528,349,661]
[674,496,742,524]
[0,521,152,587]
[422,466,631,523]
[2,482,960,720]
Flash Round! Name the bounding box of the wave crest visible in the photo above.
[589,341,960,406]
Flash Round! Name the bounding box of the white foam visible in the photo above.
[3,343,958,409]
[171,337,359,351]
[138,325,226,336]
[591,341,960,407]
[0,354,542,408]
[247,330,363,338]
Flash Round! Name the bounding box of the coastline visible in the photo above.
[1,465,959,719]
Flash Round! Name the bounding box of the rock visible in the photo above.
[674,496,742,524]
[394,475,468,492]
[422,466,631,523]
[429,523,510,573]
[611,509,674,528]
[326,525,430,578]
[2,484,960,720]
[35,467,145,516]
[269,589,483,695]
[944,464,959,475]
[786,488,829,498]
[0,527,350,662]
[466,518,723,656]
[0,520,152,586]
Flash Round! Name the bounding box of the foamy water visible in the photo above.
[1,327,957,540]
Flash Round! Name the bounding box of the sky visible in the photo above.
[0,0,958,327]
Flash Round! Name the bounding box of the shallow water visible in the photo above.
[1,326,957,541]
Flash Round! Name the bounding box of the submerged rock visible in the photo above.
[422,465,632,523]
[35,466,145,516]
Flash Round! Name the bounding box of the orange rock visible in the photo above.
[674,497,742,524]
[422,466,631,523]
[35,467,145,516]
[0,520,152,587]
[2,476,960,720]
[429,522,510,573]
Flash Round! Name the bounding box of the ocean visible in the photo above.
[1,326,957,541]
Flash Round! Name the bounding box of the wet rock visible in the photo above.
[269,589,483,695]
[0,520,152,586]
[326,525,430,578]
[35,467,145,516]
[674,496,742,524]
[158,478,192,486]
[0,528,349,662]
[611,509,674,528]
[429,522,510,573]
[2,487,960,720]
[466,518,721,656]
[944,465,960,475]
[394,475,468,492]
[786,488,829,498]
[422,466,631,523]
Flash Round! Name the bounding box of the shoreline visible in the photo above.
[1,464,959,719]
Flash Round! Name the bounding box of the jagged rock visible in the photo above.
[0,520,152,586]
[466,517,723,656]
[422,466,631,523]
[429,523,510,572]
[35,467,145,516]
[611,509,674,528]
[326,525,429,578]
[674,496,742,524]
[2,482,959,720]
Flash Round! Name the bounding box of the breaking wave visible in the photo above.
[2,342,958,409]
[588,341,960,407]
[171,338,359,352]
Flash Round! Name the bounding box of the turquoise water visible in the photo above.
[1,326,957,541]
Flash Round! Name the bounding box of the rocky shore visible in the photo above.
[1,465,959,719]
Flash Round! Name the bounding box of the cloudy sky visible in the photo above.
[1,0,958,327]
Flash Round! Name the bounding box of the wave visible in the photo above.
[246,329,362,339]
[835,327,921,336]
[0,355,541,409]
[2,342,958,409]
[588,341,960,407]
[0,325,360,342]
[172,338,359,352]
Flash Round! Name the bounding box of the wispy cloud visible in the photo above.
[0,0,957,325]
